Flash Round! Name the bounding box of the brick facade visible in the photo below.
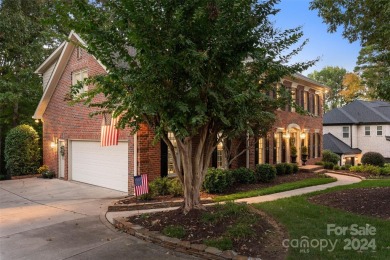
[38,34,326,195]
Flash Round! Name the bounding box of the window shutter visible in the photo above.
[265,136,270,164]
[160,140,168,177]
[281,137,286,163]
[273,134,277,164]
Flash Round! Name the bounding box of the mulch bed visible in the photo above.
[308,187,390,220]
[115,171,321,205]
[128,205,288,259]
[11,174,41,180]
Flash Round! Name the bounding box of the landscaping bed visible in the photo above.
[126,203,287,259]
[308,187,390,220]
[115,171,326,205]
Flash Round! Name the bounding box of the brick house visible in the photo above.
[33,32,328,194]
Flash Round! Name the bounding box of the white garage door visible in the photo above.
[71,141,128,192]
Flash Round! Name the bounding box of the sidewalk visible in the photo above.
[106,173,361,224]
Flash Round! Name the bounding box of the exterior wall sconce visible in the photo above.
[283,132,290,139]
[300,132,306,139]
[50,138,57,149]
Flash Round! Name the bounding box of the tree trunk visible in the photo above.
[164,124,217,214]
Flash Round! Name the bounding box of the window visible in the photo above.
[216,141,223,168]
[276,133,282,163]
[304,91,308,110]
[365,126,371,136]
[167,132,177,174]
[258,138,264,164]
[72,69,88,95]
[342,126,349,138]
[314,94,319,116]
[377,126,383,136]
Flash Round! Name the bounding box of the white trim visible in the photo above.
[133,133,138,176]
[35,42,66,74]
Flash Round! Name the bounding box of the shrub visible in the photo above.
[38,165,49,175]
[301,146,308,155]
[361,152,385,167]
[333,165,340,170]
[275,163,286,175]
[340,166,346,170]
[4,125,41,176]
[42,170,55,179]
[380,166,390,176]
[139,193,154,201]
[149,177,171,196]
[285,163,294,175]
[168,178,183,197]
[254,164,276,183]
[292,163,299,174]
[344,164,352,170]
[290,146,297,157]
[203,168,234,193]
[322,150,339,165]
[314,161,324,166]
[350,165,381,175]
[323,162,334,169]
[231,167,255,184]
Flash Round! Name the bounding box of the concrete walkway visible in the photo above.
[106,173,361,224]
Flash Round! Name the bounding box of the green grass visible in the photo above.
[204,237,233,251]
[162,225,186,239]
[254,179,390,259]
[214,177,337,202]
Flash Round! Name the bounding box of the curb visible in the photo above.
[114,217,257,260]
[326,170,366,180]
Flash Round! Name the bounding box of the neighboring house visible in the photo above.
[323,100,390,165]
[33,32,328,194]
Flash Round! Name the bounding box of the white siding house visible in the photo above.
[323,100,390,165]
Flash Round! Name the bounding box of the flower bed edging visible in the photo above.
[114,217,256,260]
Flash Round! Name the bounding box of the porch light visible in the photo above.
[35,119,39,123]
[300,132,306,139]
[283,132,290,139]
[50,142,56,148]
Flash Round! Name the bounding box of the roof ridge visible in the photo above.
[338,106,358,123]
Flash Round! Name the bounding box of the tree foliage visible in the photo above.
[308,66,346,111]
[51,0,315,212]
[0,0,64,174]
[309,0,390,102]
[4,125,41,176]
[340,73,365,103]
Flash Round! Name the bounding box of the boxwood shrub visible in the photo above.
[361,152,385,167]
[231,167,255,184]
[203,168,234,193]
[254,164,276,183]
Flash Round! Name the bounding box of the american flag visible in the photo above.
[101,114,119,146]
[134,174,149,196]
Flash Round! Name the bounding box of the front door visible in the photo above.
[58,140,65,178]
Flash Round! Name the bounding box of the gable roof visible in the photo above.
[323,133,361,155]
[323,100,390,125]
[33,31,106,119]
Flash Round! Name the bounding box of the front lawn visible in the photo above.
[214,176,336,202]
[255,180,390,259]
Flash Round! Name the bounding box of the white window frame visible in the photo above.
[342,126,349,138]
[72,68,88,95]
[216,141,224,169]
[258,137,265,164]
[364,126,371,136]
[377,126,383,136]
[303,91,308,111]
[167,132,177,174]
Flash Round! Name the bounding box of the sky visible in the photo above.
[272,0,361,76]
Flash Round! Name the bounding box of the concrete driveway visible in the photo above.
[0,178,197,260]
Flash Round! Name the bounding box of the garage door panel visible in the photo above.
[71,141,128,192]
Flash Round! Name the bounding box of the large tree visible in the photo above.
[0,0,64,174]
[309,0,390,101]
[339,73,365,103]
[308,66,347,111]
[52,0,315,213]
